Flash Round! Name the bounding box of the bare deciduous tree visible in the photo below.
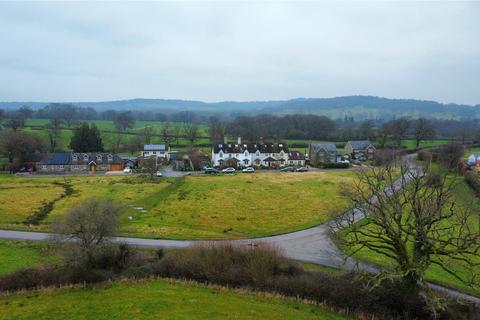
[45,117,64,152]
[160,122,173,146]
[412,118,435,148]
[52,198,123,265]
[141,125,155,144]
[335,163,480,299]
[140,157,161,180]
[183,124,198,148]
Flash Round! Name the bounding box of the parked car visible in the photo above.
[155,171,163,177]
[295,167,309,172]
[204,167,220,174]
[222,167,236,174]
[123,167,132,173]
[242,167,255,173]
[280,167,295,172]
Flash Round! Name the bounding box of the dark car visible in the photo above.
[280,166,295,172]
[295,167,309,172]
[204,167,220,174]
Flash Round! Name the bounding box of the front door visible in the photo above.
[89,163,96,173]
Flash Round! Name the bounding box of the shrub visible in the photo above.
[465,171,480,196]
[321,162,349,169]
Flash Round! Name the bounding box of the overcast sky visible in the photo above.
[0,1,479,104]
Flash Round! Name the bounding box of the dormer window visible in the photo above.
[256,151,260,156]
[72,155,78,162]
[108,154,113,161]
[96,154,102,161]
[83,154,89,161]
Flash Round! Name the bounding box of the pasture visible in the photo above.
[0,240,59,275]
[0,279,349,320]
[0,171,355,239]
[23,119,451,155]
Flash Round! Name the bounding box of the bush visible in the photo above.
[465,171,480,196]
[0,243,476,319]
[321,162,349,169]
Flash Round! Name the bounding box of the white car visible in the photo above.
[222,167,236,174]
[242,167,255,173]
[155,171,163,177]
[123,167,132,173]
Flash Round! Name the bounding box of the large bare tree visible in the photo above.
[52,198,123,266]
[335,162,480,294]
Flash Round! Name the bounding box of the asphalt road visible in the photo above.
[1,154,479,305]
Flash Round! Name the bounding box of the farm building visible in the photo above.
[36,152,124,173]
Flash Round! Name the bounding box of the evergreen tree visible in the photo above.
[69,122,104,152]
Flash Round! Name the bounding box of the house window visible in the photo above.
[256,151,260,156]
[243,159,249,164]
[96,154,102,161]
[41,165,47,170]
[245,151,248,156]
[72,155,78,162]
[153,152,157,155]
[108,154,113,160]
[83,154,88,161]
[219,152,223,158]
[59,165,64,169]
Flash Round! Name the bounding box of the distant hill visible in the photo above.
[1,96,479,120]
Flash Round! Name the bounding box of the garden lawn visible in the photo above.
[338,177,480,297]
[0,279,349,320]
[0,171,355,239]
[0,240,59,275]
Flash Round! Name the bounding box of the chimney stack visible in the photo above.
[237,136,242,145]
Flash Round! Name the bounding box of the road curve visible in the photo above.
[0,155,479,305]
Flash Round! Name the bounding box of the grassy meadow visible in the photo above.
[0,171,355,239]
[0,279,349,320]
[0,240,59,275]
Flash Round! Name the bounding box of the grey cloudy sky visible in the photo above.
[0,1,479,104]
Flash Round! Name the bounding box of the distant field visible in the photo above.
[0,171,355,239]
[400,139,450,149]
[0,279,349,320]
[0,240,59,275]
[24,119,210,152]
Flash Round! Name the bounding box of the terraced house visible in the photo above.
[211,138,290,168]
[36,152,124,173]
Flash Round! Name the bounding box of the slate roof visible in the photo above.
[288,151,306,160]
[347,140,373,150]
[39,153,122,165]
[213,142,288,154]
[311,143,337,153]
[144,144,166,151]
[263,156,277,162]
[47,153,71,165]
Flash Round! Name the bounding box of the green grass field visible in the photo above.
[338,177,480,297]
[0,171,355,239]
[0,279,349,320]
[0,240,59,275]
[22,118,452,155]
